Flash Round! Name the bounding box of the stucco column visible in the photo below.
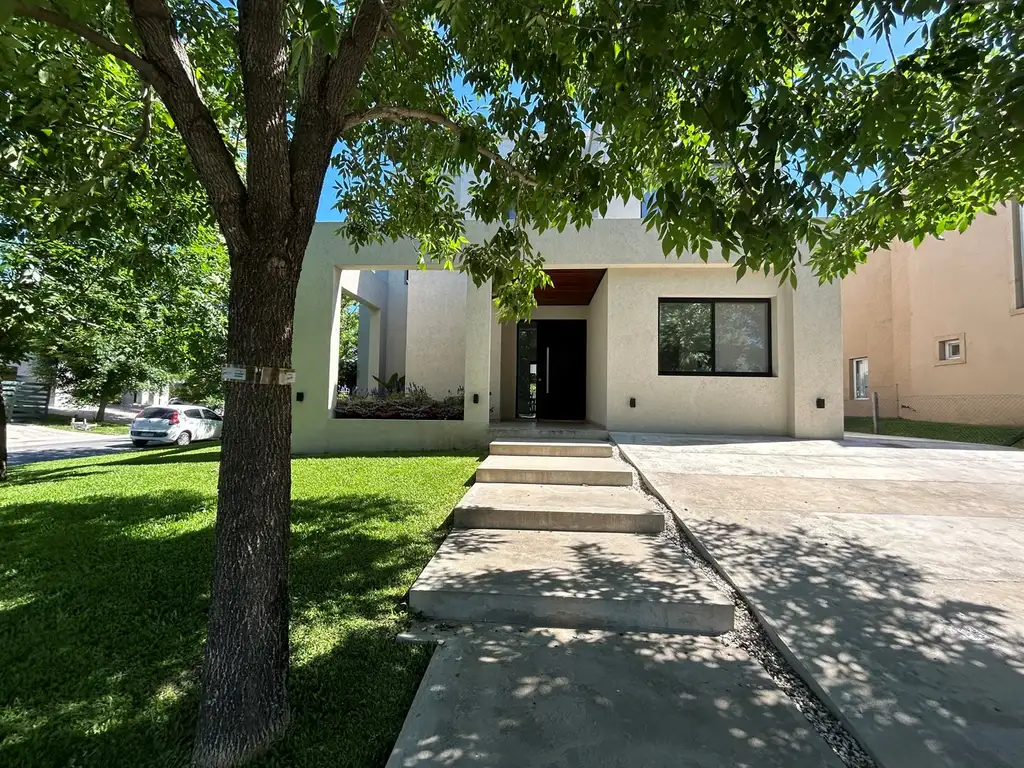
[463,278,492,423]
[291,262,343,454]
[356,304,383,392]
[786,260,844,438]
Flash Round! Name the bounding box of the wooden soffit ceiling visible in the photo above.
[534,269,607,306]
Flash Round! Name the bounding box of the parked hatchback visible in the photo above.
[130,404,223,447]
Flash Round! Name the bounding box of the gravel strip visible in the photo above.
[610,444,878,768]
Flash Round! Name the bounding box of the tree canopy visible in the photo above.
[1,0,1021,764]
[3,1,1020,311]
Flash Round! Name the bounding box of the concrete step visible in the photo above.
[488,425,610,442]
[409,529,734,634]
[454,483,664,533]
[475,455,633,486]
[489,440,613,458]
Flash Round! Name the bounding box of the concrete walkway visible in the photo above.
[389,436,847,767]
[615,432,1024,768]
[389,627,842,767]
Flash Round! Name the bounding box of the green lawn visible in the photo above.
[19,413,131,434]
[845,416,1024,447]
[0,447,478,767]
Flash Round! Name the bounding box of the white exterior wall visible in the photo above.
[587,273,610,426]
[292,218,844,454]
[604,267,789,434]
[384,270,408,378]
[404,270,466,398]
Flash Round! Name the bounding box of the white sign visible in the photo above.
[278,370,296,385]
[222,365,247,382]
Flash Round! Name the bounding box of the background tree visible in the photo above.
[337,297,359,391]
[2,1,1021,765]
[0,247,44,480]
[33,322,168,421]
[1,227,227,453]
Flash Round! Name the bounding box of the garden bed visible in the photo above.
[334,388,464,420]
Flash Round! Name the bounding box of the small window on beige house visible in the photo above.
[851,357,869,400]
[935,333,966,365]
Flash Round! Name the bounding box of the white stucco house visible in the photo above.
[291,186,844,454]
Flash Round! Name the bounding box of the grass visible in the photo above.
[845,416,1024,447]
[18,413,131,434]
[0,446,479,767]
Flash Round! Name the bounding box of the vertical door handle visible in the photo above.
[545,347,550,394]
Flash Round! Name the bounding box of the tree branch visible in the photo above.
[13,4,161,83]
[131,85,153,152]
[341,106,538,187]
[288,0,395,251]
[126,0,248,254]
[238,0,291,227]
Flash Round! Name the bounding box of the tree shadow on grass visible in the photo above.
[0,486,454,767]
[2,445,221,488]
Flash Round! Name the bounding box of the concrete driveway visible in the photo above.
[5,423,135,466]
[615,432,1024,768]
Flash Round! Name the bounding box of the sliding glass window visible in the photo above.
[658,299,771,376]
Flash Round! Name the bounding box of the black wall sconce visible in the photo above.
[296,392,305,402]
[816,397,825,409]
[472,393,480,404]
[629,397,636,408]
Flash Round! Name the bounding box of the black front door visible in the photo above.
[536,320,587,420]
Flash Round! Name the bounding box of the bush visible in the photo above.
[334,384,463,420]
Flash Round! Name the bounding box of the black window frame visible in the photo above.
[657,297,773,377]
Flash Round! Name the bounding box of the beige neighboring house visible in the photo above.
[842,201,1024,425]
[290,178,845,454]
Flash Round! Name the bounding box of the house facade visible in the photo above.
[842,201,1024,425]
[291,198,844,454]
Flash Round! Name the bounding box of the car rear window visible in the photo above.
[140,407,175,419]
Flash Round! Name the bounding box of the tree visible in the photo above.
[1,1,1020,764]
[1,228,227,438]
[34,322,167,421]
[337,297,359,391]
[0,248,42,480]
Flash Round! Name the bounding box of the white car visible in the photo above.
[130,404,223,447]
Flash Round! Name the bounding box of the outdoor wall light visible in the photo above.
[472,393,480,404]
[296,392,305,402]
[816,397,825,409]
[629,397,636,408]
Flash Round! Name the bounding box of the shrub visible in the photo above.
[334,384,463,420]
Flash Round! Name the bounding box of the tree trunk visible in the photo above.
[96,400,107,423]
[0,387,8,481]
[192,237,302,767]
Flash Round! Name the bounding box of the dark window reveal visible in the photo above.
[658,299,771,376]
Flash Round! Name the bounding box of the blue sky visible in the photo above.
[315,16,928,222]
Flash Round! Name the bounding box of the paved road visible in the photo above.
[616,432,1024,768]
[6,423,136,466]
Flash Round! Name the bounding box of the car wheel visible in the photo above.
[175,431,192,446]
[132,440,149,447]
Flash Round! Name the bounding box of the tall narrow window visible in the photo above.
[851,358,869,400]
[658,299,771,376]
[1014,200,1024,310]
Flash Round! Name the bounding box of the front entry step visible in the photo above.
[409,529,734,635]
[488,440,613,458]
[475,455,633,486]
[454,483,664,533]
